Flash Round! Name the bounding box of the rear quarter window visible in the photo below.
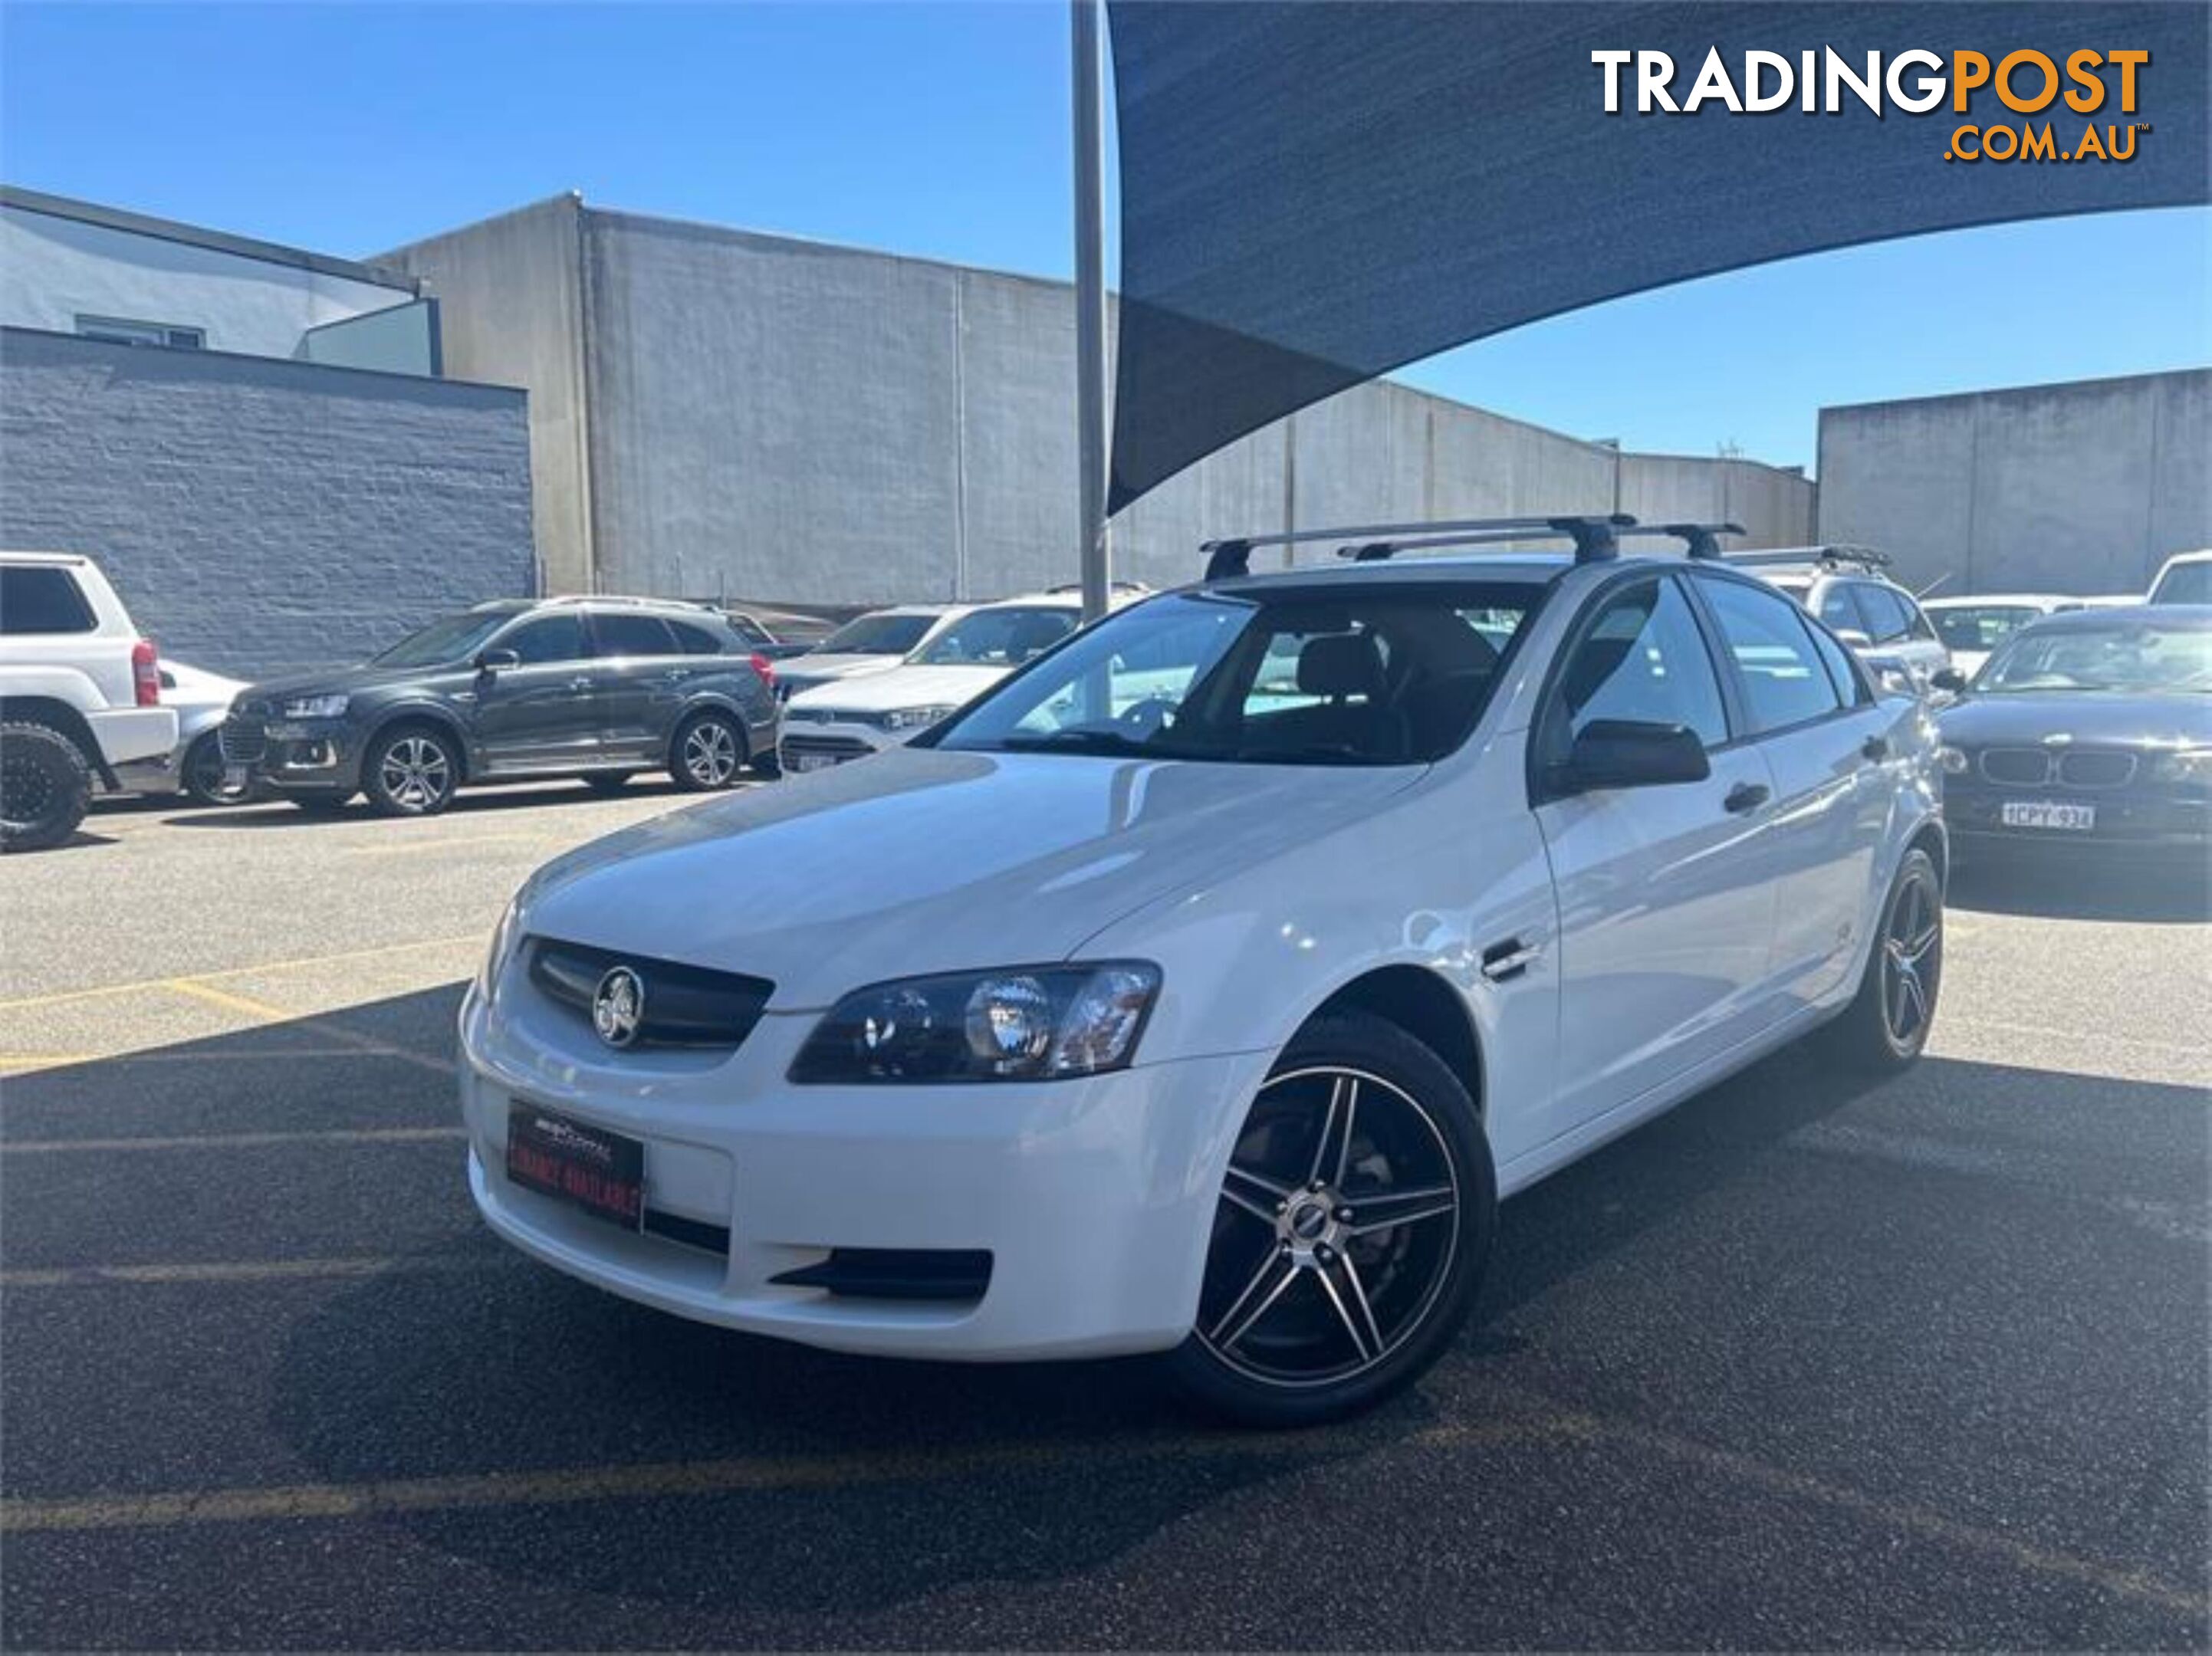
[0,566,97,635]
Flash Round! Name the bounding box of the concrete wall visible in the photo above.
[383,197,593,593]
[394,199,1816,608]
[2,199,421,363]
[1818,371,2212,597]
[0,327,533,678]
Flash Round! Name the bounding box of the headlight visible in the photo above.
[2152,748,2212,786]
[878,705,956,731]
[790,962,1161,1083]
[281,693,350,719]
[474,891,525,1002]
[1936,744,1970,774]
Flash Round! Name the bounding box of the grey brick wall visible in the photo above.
[0,327,533,678]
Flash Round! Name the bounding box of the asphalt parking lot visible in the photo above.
[2,782,2206,1650]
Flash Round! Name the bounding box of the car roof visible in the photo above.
[0,550,91,567]
[2155,548,2212,566]
[2016,603,2212,633]
[1923,593,2076,609]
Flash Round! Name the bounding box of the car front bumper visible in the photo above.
[221,714,363,793]
[459,976,1267,1361]
[1944,781,2210,852]
[777,717,912,773]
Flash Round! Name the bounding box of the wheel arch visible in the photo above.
[363,705,472,783]
[0,696,116,787]
[1905,813,1949,891]
[1300,964,1485,1119]
[668,695,753,766]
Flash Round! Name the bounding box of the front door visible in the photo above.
[1533,573,1783,1135]
[471,612,600,772]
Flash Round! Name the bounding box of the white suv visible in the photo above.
[461,515,1944,1424]
[1733,547,1952,692]
[1,551,178,850]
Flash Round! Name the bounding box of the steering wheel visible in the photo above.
[1116,697,1178,739]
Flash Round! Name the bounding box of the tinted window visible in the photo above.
[0,566,96,635]
[667,619,727,656]
[1930,604,2041,652]
[373,610,518,668]
[724,613,771,645]
[915,606,1078,667]
[819,611,936,655]
[1802,615,1871,705]
[1546,577,1728,755]
[1815,583,1866,636]
[1855,584,1914,643]
[1701,578,1847,731]
[504,615,588,665]
[593,613,679,657]
[2152,560,2212,605]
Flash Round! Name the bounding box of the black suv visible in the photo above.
[222,598,781,816]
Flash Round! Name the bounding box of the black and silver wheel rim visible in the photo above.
[1197,1066,1461,1389]
[1881,866,1942,1045]
[682,718,740,787]
[1,747,58,830]
[186,737,241,803]
[378,735,452,810]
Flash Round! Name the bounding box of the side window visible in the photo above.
[1802,615,1872,706]
[1816,583,1866,637]
[666,619,727,656]
[725,614,770,646]
[502,615,588,665]
[1545,577,1729,759]
[1701,578,1848,733]
[0,566,97,635]
[1900,595,1937,642]
[593,613,679,657]
[1855,584,1912,643]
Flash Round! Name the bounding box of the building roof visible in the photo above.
[1,185,420,296]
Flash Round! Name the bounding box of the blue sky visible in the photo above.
[4,2,2205,472]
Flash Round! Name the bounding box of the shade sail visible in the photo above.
[1105,2,2210,511]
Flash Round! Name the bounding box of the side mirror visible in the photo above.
[1835,629,1874,650]
[475,648,520,674]
[1930,667,1968,695]
[1557,719,1711,793]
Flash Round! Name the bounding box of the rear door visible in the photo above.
[1692,574,1891,1010]
[587,611,688,762]
[1532,572,1783,1134]
[471,611,598,771]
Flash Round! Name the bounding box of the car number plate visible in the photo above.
[505,1103,645,1230]
[790,752,840,773]
[2000,800,2095,832]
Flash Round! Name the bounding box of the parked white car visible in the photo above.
[462,516,1944,1424]
[778,592,1120,772]
[1921,594,2082,679]
[114,659,249,804]
[1,550,177,850]
[770,604,971,703]
[2148,548,2212,606]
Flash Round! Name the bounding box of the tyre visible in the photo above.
[1823,845,1943,1073]
[669,709,746,791]
[363,724,460,817]
[1163,1010,1496,1427]
[179,731,249,807]
[582,772,636,795]
[0,721,91,853]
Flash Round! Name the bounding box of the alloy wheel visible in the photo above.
[682,718,741,787]
[1197,1066,1461,1388]
[378,735,452,811]
[1881,865,1942,1044]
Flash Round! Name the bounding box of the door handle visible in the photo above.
[564,676,593,692]
[1724,781,1770,815]
[1861,735,1890,763]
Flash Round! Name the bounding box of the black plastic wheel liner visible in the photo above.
[1105,1,2210,511]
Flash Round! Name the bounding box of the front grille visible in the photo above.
[779,733,874,761]
[770,1248,992,1303]
[1978,748,2053,786]
[219,718,267,764]
[2058,749,2136,787]
[527,938,773,1050]
[781,705,840,724]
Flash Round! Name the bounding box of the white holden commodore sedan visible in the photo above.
[462,514,1947,1425]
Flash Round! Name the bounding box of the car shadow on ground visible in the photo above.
[8,984,2204,1637]
[1947,853,2211,923]
[139,775,743,829]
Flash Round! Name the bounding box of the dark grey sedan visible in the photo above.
[222,598,782,816]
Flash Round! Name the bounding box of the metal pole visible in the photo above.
[1071,0,1111,622]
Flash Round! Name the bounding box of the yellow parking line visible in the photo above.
[1,1254,506,1290]
[2,1126,465,1155]
[0,935,482,1014]
[159,980,455,1076]
[0,1416,1573,1534]
[348,833,546,859]
[0,1054,103,1070]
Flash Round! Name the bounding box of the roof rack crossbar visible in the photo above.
[1199,514,1635,580]
[1650,521,1748,560]
[1721,544,1891,570]
[1332,518,1746,566]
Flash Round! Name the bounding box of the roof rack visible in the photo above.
[1723,544,1891,571]
[1198,515,1746,580]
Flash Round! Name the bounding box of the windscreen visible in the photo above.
[1980,623,2212,695]
[914,607,1077,667]
[371,611,516,669]
[822,612,937,655]
[933,583,1543,765]
[2152,561,2212,605]
[1931,605,2039,652]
